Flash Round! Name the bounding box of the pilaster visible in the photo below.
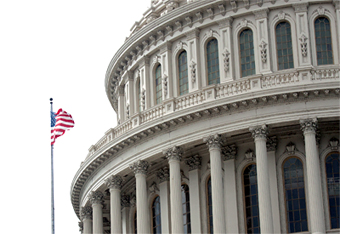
[218,17,234,82]
[293,3,312,67]
[186,155,202,233]
[253,8,272,74]
[185,28,201,92]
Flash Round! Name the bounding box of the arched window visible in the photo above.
[155,64,162,105]
[276,21,294,70]
[178,51,189,96]
[152,196,162,234]
[239,29,255,77]
[315,17,333,65]
[243,164,260,234]
[134,209,137,234]
[206,176,213,233]
[207,38,220,85]
[181,184,191,233]
[283,157,308,233]
[325,152,340,229]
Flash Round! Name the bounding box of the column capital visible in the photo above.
[300,118,318,134]
[121,194,130,208]
[163,146,183,161]
[88,191,104,205]
[80,206,93,220]
[78,221,83,233]
[105,175,123,190]
[222,144,237,161]
[266,136,277,152]
[249,125,268,140]
[293,2,309,13]
[185,154,202,171]
[203,133,224,150]
[156,166,170,183]
[129,160,149,175]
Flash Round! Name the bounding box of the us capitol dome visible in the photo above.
[71,0,340,233]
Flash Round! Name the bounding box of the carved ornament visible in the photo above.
[222,144,237,161]
[105,175,123,190]
[203,133,224,150]
[129,160,149,175]
[329,137,339,150]
[300,118,318,134]
[185,154,202,170]
[149,182,159,194]
[80,206,92,220]
[190,60,196,83]
[121,194,130,207]
[249,125,268,139]
[245,149,255,161]
[163,146,183,161]
[266,136,277,152]
[156,167,170,183]
[299,34,308,57]
[88,191,104,205]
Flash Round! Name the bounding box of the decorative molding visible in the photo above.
[105,175,123,190]
[196,12,203,23]
[329,137,339,150]
[218,4,226,16]
[244,0,250,10]
[129,160,149,175]
[285,142,297,155]
[222,48,230,72]
[185,154,202,170]
[190,60,196,83]
[80,206,92,220]
[141,88,146,111]
[218,17,233,28]
[230,0,237,13]
[249,124,268,139]
[149,181,159,194]
[253,8,268,20]
[266,136,277,152]
[185,28,200,40]
[88,191,104,205]
[293,3,309,13]
[206,8,214,19]
[245,149,255,161]
[259,40,267,63]
[163,74,168,97]
[203,133,224,150]
[163,146,183,161]
[176,41,187,51]
[175,20,182,31]
[156,167,170,182]
[299,34,308,57]
[300,118,318,134]
[222,144,237,161]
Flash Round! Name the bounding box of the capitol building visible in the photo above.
[71,0,340,233]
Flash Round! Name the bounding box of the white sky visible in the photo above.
[0,0,150,233]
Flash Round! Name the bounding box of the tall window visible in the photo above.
[206,176,213,233]
[325,152,340,229]
[182,184,191,233]
[315,17,333,65]
[207,39,220,85]
[276,21,294,70]
[243,164,260,234]
[283,157,308,233]
[152,196,162,234]
[239,29,255,77]
[155,64,162,105]
[178,51,189,96]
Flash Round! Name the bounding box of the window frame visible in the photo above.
[313,16,334,66]
[151,195,162,234]
[154,64,162,105]
[177,50,189,96]
[238,28,256,78]
[275,20,295,71]
[181,183,191,234]
[205,38,220,85]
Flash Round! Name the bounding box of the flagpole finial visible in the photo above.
[50,98,53,103]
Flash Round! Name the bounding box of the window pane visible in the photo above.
[283,157,308,233]
[152,196,162,234]
[155,65,162,105]
[181,184,191,233]
[326,152,340,229]
[315,17,333,65]
[178,51,189,96]
[207,39,220,85]
[243,164,260,234]
[239,29,255,77]
[276,22,294,70]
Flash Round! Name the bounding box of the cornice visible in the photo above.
[71,83,339,219]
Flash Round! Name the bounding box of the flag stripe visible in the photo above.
[51,108,75,145]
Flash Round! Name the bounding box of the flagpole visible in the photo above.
[50,98,55,234]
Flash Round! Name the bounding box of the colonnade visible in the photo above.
[79,118,326,234]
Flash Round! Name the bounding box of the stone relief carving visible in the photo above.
[156,167,170,183]
[329,137,339,150]
[141,88,146,111]
[244,0,250,10]
[163,146,183,161]
[196,12,203,23]
[299,34,308,57]
[185,154,202,171]
[266,136,277,151]
[259,40,268,63]
[300,118,318,134]
[80,206,92,220]
[245,149,255,161]
[129,160,149,175]
[149,182,159,194]
[190,60,196,83]
[105,175,123,190]
[285,142,297,155]
[203,134,224,150]
[88,191,104,205]
[222,144,237,161]
[126,105,130,119]
[163,74,168,97]
[249,124,268,139]
[230,0,237,12]
[222,48,230,72]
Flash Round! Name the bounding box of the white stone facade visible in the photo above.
[72,0,340,234]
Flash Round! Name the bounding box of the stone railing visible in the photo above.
[90,66,340,159]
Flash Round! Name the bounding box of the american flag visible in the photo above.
[51,109,75,145]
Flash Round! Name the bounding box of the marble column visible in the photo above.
[203,134,226,234]
[249,125,274,234]
[186,154,202,234]
[89,191,104,234]
[300,118,326,234]
[105,175,123,234]
[129,160,151,234]
[163,146,184,234]
[222,144,239,234]
[121,194,131,234]
[156,167,171,234]
[80,206,93,234]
